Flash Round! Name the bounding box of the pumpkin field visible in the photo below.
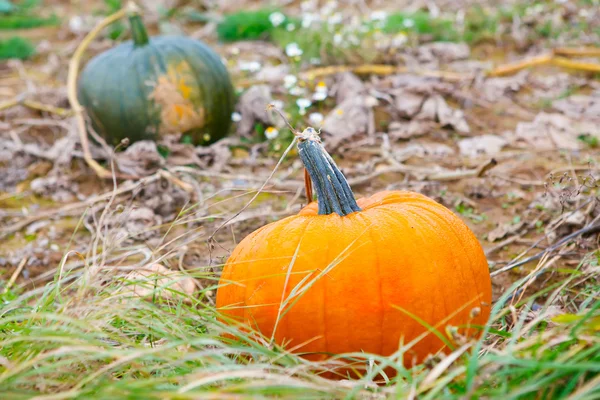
[1,0,600,398]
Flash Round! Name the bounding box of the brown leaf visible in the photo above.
[417,42,470,63]
[321,96,375,149]
[388,120,434,140]
[333,72,367,103]
[552,94,600,121]
[116,141,164,177]
[512,112,595,150]
[416,95,470,133]
[458,135,508,158]
[487,221,525,242]
[236,85,276,137]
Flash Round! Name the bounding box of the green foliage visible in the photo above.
[0,262,598,398]
[578,134,599,148]
[462,6,499,43]
[217,9,292,42]
[383,11,459,42]
[0,13,59,29]
[0,36,34,60]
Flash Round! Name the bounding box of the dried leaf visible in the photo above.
[388,120,434,140]
[333,72,366,103]
[417,42,470,63]
[116,141,164,177]
[479,71,528,102]
[458,135,508,158]
[321,96,375,149]
[236,85,276,136]
[394,141,455,160]
[394,92,425,118]
[487,221,525,242]
[552,94,600,120]
[416,94,470,133]
[512,112,596,150]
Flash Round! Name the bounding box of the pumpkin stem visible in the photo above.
[297,128,361,216]
[127,4,149,47]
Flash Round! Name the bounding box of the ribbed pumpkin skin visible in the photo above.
[78,36,235,146]
[216,190,492,367]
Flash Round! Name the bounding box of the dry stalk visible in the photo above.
[67,2,139,179]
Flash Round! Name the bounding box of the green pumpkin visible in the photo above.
[78,13,235,146]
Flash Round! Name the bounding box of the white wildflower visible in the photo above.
[296,98,312,109]
[328,12,343,25]
[231,112,242,122]
[289,86,306,96]
[265,126,279,140]
[283,74,298,88]
[269,12,286,27]
[370,11,388,21]
[297,98,312,115]
[312,81,328,101]
[302,13,319,28]
[285,42,303,57]
[333,33,343,45]
[238,60,261,72]
[286,23,296,31]
[403,18,415,28]
[309,112,324,125]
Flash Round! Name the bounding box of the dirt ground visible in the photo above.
[1,0,600,303]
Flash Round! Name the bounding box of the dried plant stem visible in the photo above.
[0,97,72,116]
[67,4,135,179]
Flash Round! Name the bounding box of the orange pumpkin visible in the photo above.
[216,128,492,374]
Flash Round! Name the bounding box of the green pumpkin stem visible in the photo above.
[128,12,149,47]
[297,128,361,216]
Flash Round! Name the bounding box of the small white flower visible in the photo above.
[312,81,328,101]
[302,13,319,28]
[289,86,306,96]
[403,18,415,28]
[333,33,343,45]
[238,60,261,72]
[309,112,324,125]
[301,0,317,12]
[370,11,388,21]
[391,33,408,47]
[265,126,279,140]
[296,98,312,109]
[286,23,296,31]
[285,42,303,57]
[347,34,360,46]
[269,11,286,27]
[313,91,327,101]
[283,74,298,88]
[271,100,284,110]
[315,81,327,93]
[231,112,242,122]
[328,12,343,25]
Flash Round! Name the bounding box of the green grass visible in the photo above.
[1,236,599,398]
[0,14,59,29]
[382,11,459,42]
[0,36,34,59]
[217,9,295,42]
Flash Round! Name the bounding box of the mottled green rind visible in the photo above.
[78,36,235,146]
